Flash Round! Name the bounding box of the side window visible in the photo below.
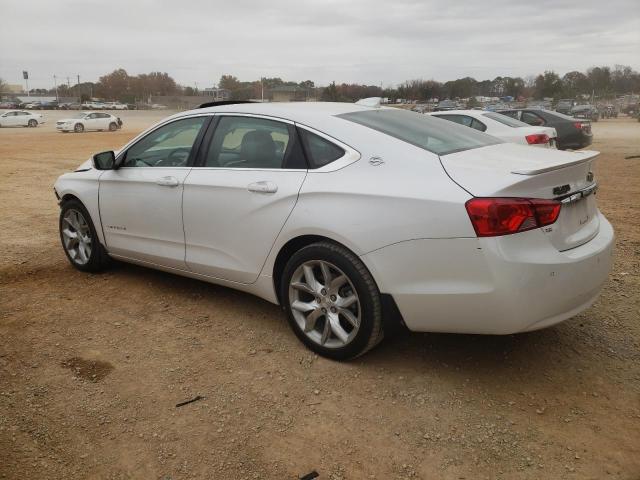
[204,116,302,169]
[298,129,345,168]
[436,114,472,127]
[122,116,207,168]
[521,112,545,126]
[500,110,518,119]
[470,118,487,132]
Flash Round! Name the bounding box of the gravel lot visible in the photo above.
[0,112,639,480]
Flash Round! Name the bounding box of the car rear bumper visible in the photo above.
[362,212,614,334]
[560,132,592,150]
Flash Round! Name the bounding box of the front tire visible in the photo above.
[59,199,110,272]
[28,119,37,127]
[281,242,384,360]
[74,123,84,133]
[108,122,118,131]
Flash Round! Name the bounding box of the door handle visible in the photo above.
[155,176,179,187]
[247,181,278,194]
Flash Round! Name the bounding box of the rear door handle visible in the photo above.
[247,181,278,194]
[155,176,179,187]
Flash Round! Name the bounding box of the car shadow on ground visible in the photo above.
[107,261,586,384]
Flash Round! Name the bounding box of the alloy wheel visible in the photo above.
[288,260,361,348]
[61,209,92,265]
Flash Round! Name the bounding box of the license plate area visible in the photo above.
[547,194,599,251]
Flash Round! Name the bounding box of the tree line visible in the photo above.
[1,65,638,103]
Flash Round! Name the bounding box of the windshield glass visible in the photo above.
[71,113,87,119]
[482,111,530,128]
[337,108,501,155]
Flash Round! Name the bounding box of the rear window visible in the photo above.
[337,109,501,156]
[482,112,530,128]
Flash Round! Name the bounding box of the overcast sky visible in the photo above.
[1,0,638,89]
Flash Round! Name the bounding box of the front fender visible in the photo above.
[54,170,105,245]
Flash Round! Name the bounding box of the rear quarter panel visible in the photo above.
[263,123,475,278]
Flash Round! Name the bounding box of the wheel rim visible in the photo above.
[61,209,92,265]
[75,124,83,132]
[288,260,361,348]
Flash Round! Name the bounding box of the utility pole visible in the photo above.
[23,71,29,96]
[53,75,59,102]
[77,75,80,102]
[67,76,70,88]
[261,78,264,102]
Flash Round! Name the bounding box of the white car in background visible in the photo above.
[429,110,558,148]
[56,112,122,133]
[104,102,129,110]
[81,101,106,110]
[53,101,612,360]
[0,110,45,127]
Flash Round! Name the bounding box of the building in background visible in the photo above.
[201,87,231,101]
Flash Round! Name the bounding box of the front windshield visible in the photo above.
[482,111,530,128]
[338,108,501,156]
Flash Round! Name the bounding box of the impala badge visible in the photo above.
[553,184,570,196]
[369,156,384,166]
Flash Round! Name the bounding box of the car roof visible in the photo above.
[175,101,378,126]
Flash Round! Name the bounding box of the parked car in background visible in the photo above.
[556,99,575,115]
[434,99,458,111]
[81,101,106,110]
[0,110,45,127]
[428,110,558,148]
[601,105,618,119]
[56,112,122,133]
[37,100,60,110]
[571,104,599,122]
[104,102,129,110]
[24,101,43,109]
[0,101,20,109]
[498,108,592,150]
[53,101,612,360]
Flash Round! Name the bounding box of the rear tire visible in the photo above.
[74,123,84,133]
[281,242,384,360]
[59,199,111,272]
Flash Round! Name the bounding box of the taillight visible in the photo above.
[525,133,550,145]
[574,122,583,130]
[465,198,561,237]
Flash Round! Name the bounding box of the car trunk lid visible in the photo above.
[441,143,600,251]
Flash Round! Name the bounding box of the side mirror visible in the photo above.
[93,150,116,170]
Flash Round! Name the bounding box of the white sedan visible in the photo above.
[56,112,122,133]
[53,101,613,359]
[428,109,558,148]
[0,110,45,127]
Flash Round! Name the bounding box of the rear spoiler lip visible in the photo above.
[511,150,599,175]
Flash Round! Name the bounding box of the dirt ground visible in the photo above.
[0,112,639,480]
